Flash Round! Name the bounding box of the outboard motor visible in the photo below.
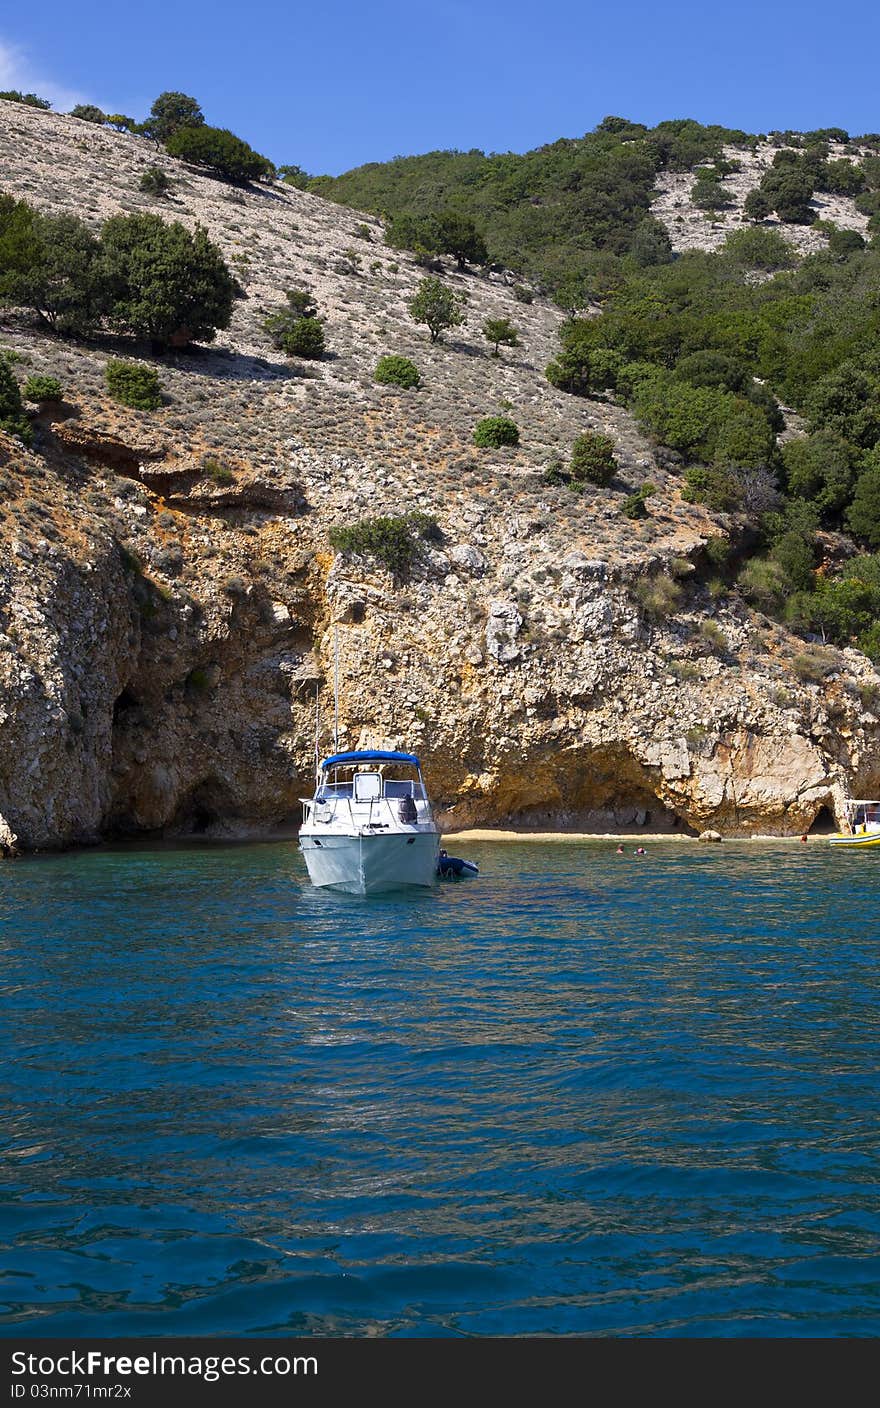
[398,795,417,824]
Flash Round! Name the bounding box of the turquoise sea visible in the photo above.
[1,839,879,1337]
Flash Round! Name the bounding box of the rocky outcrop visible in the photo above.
[2,424,879,849]
[1,103,880,850]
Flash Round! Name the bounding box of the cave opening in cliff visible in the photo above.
[112,687,140,723]
[808,805,836,835]
[170,777,238,836]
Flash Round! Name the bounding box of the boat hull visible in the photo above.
[299,830,440,894]
[828,831,880,848]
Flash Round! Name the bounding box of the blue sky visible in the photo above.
[2,1,878,174]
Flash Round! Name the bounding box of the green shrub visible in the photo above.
[723,226,796,270]
[512,284,533,303]
[827,227,865,256]
[692,172,730,210]
[743,189,771,221]
[386,210,487,268]
[70,104,106,124]
[0,359,32,444]
[817,159,865,196]
[139,166,172,196]
[165,125,274,183]
[543,456,568,486]
[758,164,815,223]
[375,354,420,388]
[630,216,673,266]
[792,648,837,683]
[101,213,236,349]
[621,483,655,518]
[105,360,163,410]
[278,164,311,189]
[282,316,324,358]
[635,572,682,620]
[738,555,788,610]
[634,375,737,458]
[263,288,319,348]
[713,407,775,468]
[682,464,741,512]
[847,456,880,545]
[781,431,856,517]
[702,535,730,571]
[699,619,728,651]
[22,374,62,402]
[201,455,234,485]
[675,350,749,392]
[329,514,435,578]
[855,190,880,216]
[771,530,816,591]
[804,358,880,448]
[570,431,617,486]
[473,416,519,448]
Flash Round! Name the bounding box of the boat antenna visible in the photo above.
[314,680,321,785]
[333,624,340,753]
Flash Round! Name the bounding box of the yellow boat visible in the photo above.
[828,799,880,848]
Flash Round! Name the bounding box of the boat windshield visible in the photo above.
[316,768,428,802]
[845,800,880,830]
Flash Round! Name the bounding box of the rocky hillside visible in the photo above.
[1,100,879,852]
[652,140,870,255]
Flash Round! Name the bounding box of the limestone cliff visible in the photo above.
[1,102,879,850]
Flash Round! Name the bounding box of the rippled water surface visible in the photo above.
[2,839,880,1337]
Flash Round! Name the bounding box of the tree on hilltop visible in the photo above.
[278,164,311,189]
[0,91,51,109]
[143,91,205,142]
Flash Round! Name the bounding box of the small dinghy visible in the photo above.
[437,849,479,880]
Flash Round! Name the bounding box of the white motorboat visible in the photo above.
[299,749,440,894]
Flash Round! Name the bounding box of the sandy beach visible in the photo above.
[445,829,816,843]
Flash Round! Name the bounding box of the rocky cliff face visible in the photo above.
[1,102,879,851]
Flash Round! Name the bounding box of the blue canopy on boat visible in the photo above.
[320,749,421,770]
